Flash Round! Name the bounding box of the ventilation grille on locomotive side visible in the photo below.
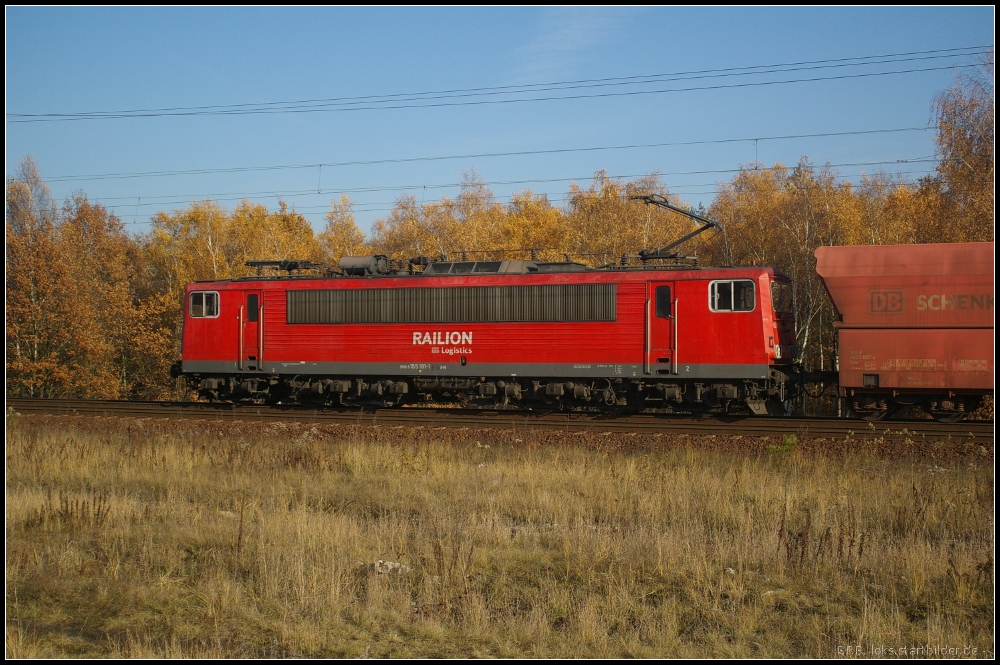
[286,284,617,324]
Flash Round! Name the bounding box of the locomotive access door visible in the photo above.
[240,290,263,371]
[646,282,676,375]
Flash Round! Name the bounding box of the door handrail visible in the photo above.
[644,296,651,375]
[673,298,679,375]
[238,305,244,371]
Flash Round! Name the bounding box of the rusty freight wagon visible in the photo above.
[815,242,994,421]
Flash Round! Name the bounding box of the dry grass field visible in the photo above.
[5,412,994,658]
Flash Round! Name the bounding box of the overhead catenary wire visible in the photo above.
[46,126,934,183]
[8,45,989,122]
[102,158,943,222]
[96,162,938,212]
[11,44,985,120]
[254,169,941,216]
[97,158,944,208]
[10,65,981,121]
[111,168,940,224]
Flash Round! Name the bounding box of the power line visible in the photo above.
[102,164,938,212]
[11,65,978,122]
[46,126,932,183]
[249,170,941,214]
[101,158,942,212]
[9,45,988,122]
[14,45,984,120]
[112,165,939,225]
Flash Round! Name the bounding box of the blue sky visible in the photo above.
[5,7,994,236]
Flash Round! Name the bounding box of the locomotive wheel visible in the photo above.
[724,402,753,417]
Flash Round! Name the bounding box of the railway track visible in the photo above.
[6,398,993,442]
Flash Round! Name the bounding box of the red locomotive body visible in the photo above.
[178,258,798,415]
[815,242,994,421]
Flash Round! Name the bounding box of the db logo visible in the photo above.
[869,291,903,313]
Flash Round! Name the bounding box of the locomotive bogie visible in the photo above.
[186,368,791,418]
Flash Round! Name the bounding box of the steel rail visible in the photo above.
[6,398,993,442]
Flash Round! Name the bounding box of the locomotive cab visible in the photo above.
[632,267,798,416]
[178,282,271,400]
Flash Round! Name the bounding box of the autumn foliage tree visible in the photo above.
[58,194,175,398]
[6,158,172,398]
[922,51,994,243]
[564,172,696,265]
[367,171,509,261]
[6,158,84,396]
[317,195,369,263]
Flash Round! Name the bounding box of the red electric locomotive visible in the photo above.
[175,198,799,415]
[176,256,798,415]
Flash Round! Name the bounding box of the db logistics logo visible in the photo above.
[869,291,903,313]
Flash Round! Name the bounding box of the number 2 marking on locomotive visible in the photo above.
[685,365,690,372]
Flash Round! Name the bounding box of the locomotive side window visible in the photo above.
[714,281,733,310]
[189,291,219,318]
[709,280,755,312]
[655,286,672,318]
[246,294,259,322]
[734,281,755,311]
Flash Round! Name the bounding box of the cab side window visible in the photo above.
[190,291,219,318]
[710,280,755,312]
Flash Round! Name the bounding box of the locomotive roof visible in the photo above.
[187,259,787,285]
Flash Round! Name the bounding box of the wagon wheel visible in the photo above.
[855,400,898,422]
[851,399,900,423]
[925,398,972,423]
